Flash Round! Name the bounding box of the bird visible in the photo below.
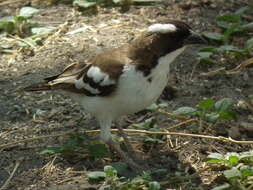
[25,20,206,171]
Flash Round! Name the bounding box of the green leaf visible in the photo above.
[40,146,63,155]
[228,155,239,166]
[88,141,110,158]
[88,171,106,181]
[151,169,168,176]
[13,16,27,24]
[215,98,234,112]
[198,52,213,59]
[241,21,253,31]
[198,48,216,64]
[218,111,236,120]
[203,32,223,41]
[216,15,241,23]
[65,134,86,149]
[241,169,253,178]
[148,181,161,190]
[217,21,233,29]
[158,103,168,108]
[144,137,164,144]
[216,45,239,52]
[132,0,163,6]
[172,107,197,116]
[146,103,159,111]
[221,24,241,42]
[0,21,15,33]
[19,7,40,18]
[132,118,156,130]
[246,37,253,49]
[199,47,217,52]
[206,153,225,163]
[205,112,220,123]
[111,162,128,174]
[198,98,215,111]
[197,52,215,63]
[199,57,216,64]
[104,165,117,177]
[31,26,56,35]
[223,168,241,179]
[73,0,97,8]
[239,151,253,159]
[211,183,231,190]
[146,103,168,111]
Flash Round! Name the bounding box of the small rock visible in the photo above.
[228,126,241,139]
[237,100,248,110]
[240,122,253,132]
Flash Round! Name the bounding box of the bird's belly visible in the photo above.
[115,75,167,114]
[107,64,169,117]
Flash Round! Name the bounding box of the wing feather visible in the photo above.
[25,47,126,96]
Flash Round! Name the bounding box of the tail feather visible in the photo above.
[24,64,80,92]
[24,75,77,92]
[24,83,52,91]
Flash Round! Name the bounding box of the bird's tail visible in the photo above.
[24,75,77,92]
[24,82,52,91]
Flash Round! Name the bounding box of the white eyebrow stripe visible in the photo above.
[148,23,177,33]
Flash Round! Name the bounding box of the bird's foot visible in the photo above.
[116,125,144,163]
[107,139,147,173]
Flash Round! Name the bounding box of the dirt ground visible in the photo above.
[0,0,253,189]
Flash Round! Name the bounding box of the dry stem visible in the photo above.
[1,128,253,151]
[0,160,21,190]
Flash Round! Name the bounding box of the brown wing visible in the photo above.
[25,48,126,97]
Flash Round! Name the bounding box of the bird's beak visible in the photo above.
[184,31,208,45]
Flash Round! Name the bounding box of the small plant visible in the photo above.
[0,16,33,37]
[172,98,236,123]
[40,133,110,159]
[88,165,161,190]
[130,117,165,144]
[198,6,253,64]
[206,151,253,190]
[0,6,56,51]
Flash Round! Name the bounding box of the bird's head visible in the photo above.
[147,20,207,51]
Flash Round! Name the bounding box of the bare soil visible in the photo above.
[0,0,253,189]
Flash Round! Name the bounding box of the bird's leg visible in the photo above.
[117,124,140,161]
[99,119,144,172]
[107,139,144,172]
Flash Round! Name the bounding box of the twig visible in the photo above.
[158,109,188,121]
[200,67,226,77]
[1,129,253,151]
[227,57,253,73]
[0,160,21,190]
[8,35,36,49]
[0,0,26,6]
[200,57,253,77]
[0,130,74,151]
[168,119,198,130]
